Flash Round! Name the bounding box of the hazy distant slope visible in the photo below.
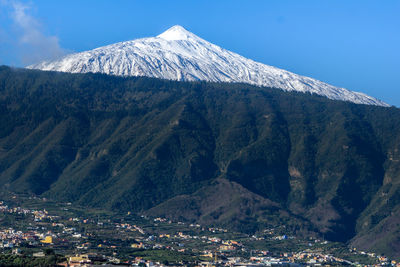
[27,25,388,106]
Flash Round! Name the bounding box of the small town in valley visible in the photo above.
[0,0,399,266]
[0,194,396,266]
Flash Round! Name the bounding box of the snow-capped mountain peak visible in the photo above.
[157,25,197,41]
[27,25,389,106]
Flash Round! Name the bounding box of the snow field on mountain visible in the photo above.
[28,25,388,106]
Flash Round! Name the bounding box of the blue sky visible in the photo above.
[0,0,399,106]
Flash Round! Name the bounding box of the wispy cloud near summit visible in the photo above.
[0,0,66,65]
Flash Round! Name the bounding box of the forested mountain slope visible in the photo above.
[1,66,400,256]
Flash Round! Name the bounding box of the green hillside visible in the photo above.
[1,66,400,257]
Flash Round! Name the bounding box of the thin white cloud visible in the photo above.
[1,0,66,65]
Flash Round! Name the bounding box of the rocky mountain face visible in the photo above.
[27,25,388,107]
[0,66,400,256]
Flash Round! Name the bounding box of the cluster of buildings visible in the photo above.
[0,200,57,222]
[0,201,33,215]
[0,201,85,249]
[62,254,175,267]
[116,222,146,234]
[1,199,399,266]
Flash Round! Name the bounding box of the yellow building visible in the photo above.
[131,242,144,248]
[201,252,213,258]
[159,234,170,238]
[41,236,53,244]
